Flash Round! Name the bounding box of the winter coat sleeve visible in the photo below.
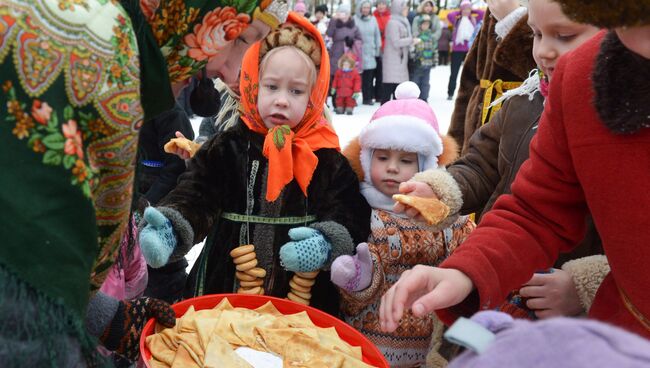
[386,20,413,48]
[436,55,590,324]
[156,132,234,257]
[354,25,363,42]
[308,150,371,269]
[412,15,420,37]
[561,255,610,312]
[353,72,362,93]
[326,19,337,38]
[144,108,195,204]
[332,70,341,89]
[446,14,482,146]
[373,19,382,57]
[432,17,442,42]
[447,100,508,215]
[447,10,460,25]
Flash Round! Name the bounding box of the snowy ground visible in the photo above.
[186,64,459,270]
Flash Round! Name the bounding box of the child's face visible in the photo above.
[370,149,419,197]
[342,61,353,70]
[420,21,431,31]
[258,48,313,130]
[528,0,599,81]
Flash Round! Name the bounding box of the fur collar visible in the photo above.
[592,31,650,134]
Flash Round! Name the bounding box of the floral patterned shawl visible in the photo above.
[130,0,266,120]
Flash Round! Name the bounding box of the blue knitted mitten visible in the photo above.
[139,207,177,268]
[279,227,331,272]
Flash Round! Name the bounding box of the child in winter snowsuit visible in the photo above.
[331,82,475,367]
[138,13,370,316]
[332,54,362,115]
[410,14,439,102]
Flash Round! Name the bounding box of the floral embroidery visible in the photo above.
[57,0,90,11]
[184,7,250,61]
[2,80,106,197]
[31,99,52,124]
[271,125,291,150]
[139,0,160,20]
[108,15,135,88]
[147,0,258,83]
[62,119,84,159]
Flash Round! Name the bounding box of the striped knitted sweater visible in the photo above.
[339,209,475,367]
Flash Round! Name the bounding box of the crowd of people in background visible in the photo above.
[293,0,487,112]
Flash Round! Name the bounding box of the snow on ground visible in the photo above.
[186,65,459,270]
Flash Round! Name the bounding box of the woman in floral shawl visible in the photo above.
[0,0,286,366]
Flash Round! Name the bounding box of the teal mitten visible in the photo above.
[279,227,331,272]
[352,92,361,100]
[139,207,177,268]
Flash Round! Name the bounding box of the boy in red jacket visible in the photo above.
[331,53,361,115]
[379,0,650,339]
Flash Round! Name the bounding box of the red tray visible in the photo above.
[140,293,389,367]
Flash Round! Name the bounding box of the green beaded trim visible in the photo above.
[221,212,317,225]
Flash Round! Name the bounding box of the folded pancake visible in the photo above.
[392,194,450,225]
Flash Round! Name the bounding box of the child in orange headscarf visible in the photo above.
[138,13,370,315]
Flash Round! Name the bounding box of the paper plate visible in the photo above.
[140,293,389,367]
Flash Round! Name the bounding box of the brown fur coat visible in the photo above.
[447,9,536,154]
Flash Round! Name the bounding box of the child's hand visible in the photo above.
[331,88,336,95]
[331,243,373,291]
[393,181,439,221]
[139,207,178,268]
[279,227,331,272]
[379,265,473,333]
[163,131,200,160]
[352,92,361,100]
[413,37,422,45]
[519,269,584,318]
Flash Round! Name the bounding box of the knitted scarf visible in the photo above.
[239,13,340,202]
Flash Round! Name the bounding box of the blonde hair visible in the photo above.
[259,45,318,89]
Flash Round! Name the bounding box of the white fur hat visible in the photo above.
[358,81,443,182]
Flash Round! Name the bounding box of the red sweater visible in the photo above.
[438,31,650,338]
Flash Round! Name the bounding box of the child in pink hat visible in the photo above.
[331,81,476,367]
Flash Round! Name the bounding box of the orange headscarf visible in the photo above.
[239,12,340,202]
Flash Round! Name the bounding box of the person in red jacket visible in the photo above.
[379,0,650,339]
[332,54,362,115]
